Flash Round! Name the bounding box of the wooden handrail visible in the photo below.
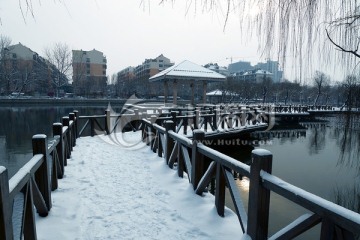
[0,110,78,239]
[146,119,360,239]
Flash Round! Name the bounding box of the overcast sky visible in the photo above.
[0,0,340,82]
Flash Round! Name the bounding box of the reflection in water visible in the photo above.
[306,123,327,155]
[332,114,360,172]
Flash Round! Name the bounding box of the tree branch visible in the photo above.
[326,29,360,59]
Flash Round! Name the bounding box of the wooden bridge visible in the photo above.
[1,106,360,239]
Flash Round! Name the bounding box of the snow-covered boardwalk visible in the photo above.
[35,131,243,240]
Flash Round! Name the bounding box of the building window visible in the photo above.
[87,70,90,74]
[12,53,17,58]
[159,60,163,62]
[103,71,106,75]
[86,58,90,63]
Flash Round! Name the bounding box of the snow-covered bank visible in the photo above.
[35,131,244,239]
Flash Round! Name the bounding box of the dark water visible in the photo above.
[1,106,359,238]
[0,106,107,177]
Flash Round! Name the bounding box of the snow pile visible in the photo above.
[35,131,244,239]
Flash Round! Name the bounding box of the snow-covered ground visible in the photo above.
[35,131,244,240]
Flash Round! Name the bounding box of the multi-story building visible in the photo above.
[228,61,253,73]
[72,49,107,97]
[116,54,174,98]
[228,59,283,82]
[133,54,174,80]
[0,42,61,96]
[254,59,283,83]
[231,69,273,83]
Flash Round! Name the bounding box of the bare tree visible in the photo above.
[313,71,329,106]
[44,42,71,97]
[0,35,12,95]
[341,75,360,110]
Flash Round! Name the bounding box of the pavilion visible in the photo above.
[149,60,226,105]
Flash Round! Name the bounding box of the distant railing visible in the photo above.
[142,118,360,239]
[75,106,268,138]
[0,111,78,240]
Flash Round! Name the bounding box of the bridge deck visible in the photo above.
[35,131,243,240]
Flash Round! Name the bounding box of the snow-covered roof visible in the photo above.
[206,90,224,96]
[149,60,226,82]
[206,89,239,96]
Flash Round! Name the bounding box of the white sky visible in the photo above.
[0,1,268,76]
[0,0,345,82]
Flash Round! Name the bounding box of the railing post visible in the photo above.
[150,115,157,153]
[191,130,205,190]
[69,113,76,147]
[171,111,177,125]
[53,123,64,178]
[105,109,111,135]
[215,162,226,217]
[73,110,79,139]
[62,117,71,159]
[195,109,200,129]
[164,120,175,164]
[0,167,13,240]
[213,108,218,130]
[32,134,52,213]
[247,149,272,240]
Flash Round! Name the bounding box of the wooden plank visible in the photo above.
[224,168,248,233]
[176,119,183,133]
[191,130,205,190]
[30,177,48,217]
[53,149,63,179]
[50,152,58,191]
[261,173,360,234]
[168,142,179,169]
[168,131,192,148]
[32,135,52,211]
[0,167,13,240]
[177,142,184,178]
[195,161,216,195]
[197,144,250,177]
[181,145,192,182]
[23,182,37,239]
[269,214,321,240]
[215,163,225,217]
[160,134,166,156]
[94,118,105,132]
[247,150,272,240]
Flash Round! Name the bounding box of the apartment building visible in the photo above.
[116,54,174,98]
[231,69,273,83]
[72,49,107,97]
[1,42,61,96]
[133,54,174,80]
[228,59,283,82]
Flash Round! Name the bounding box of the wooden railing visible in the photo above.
[0,111,78,240]
[142,119,360,239]
[1,106,358,239]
